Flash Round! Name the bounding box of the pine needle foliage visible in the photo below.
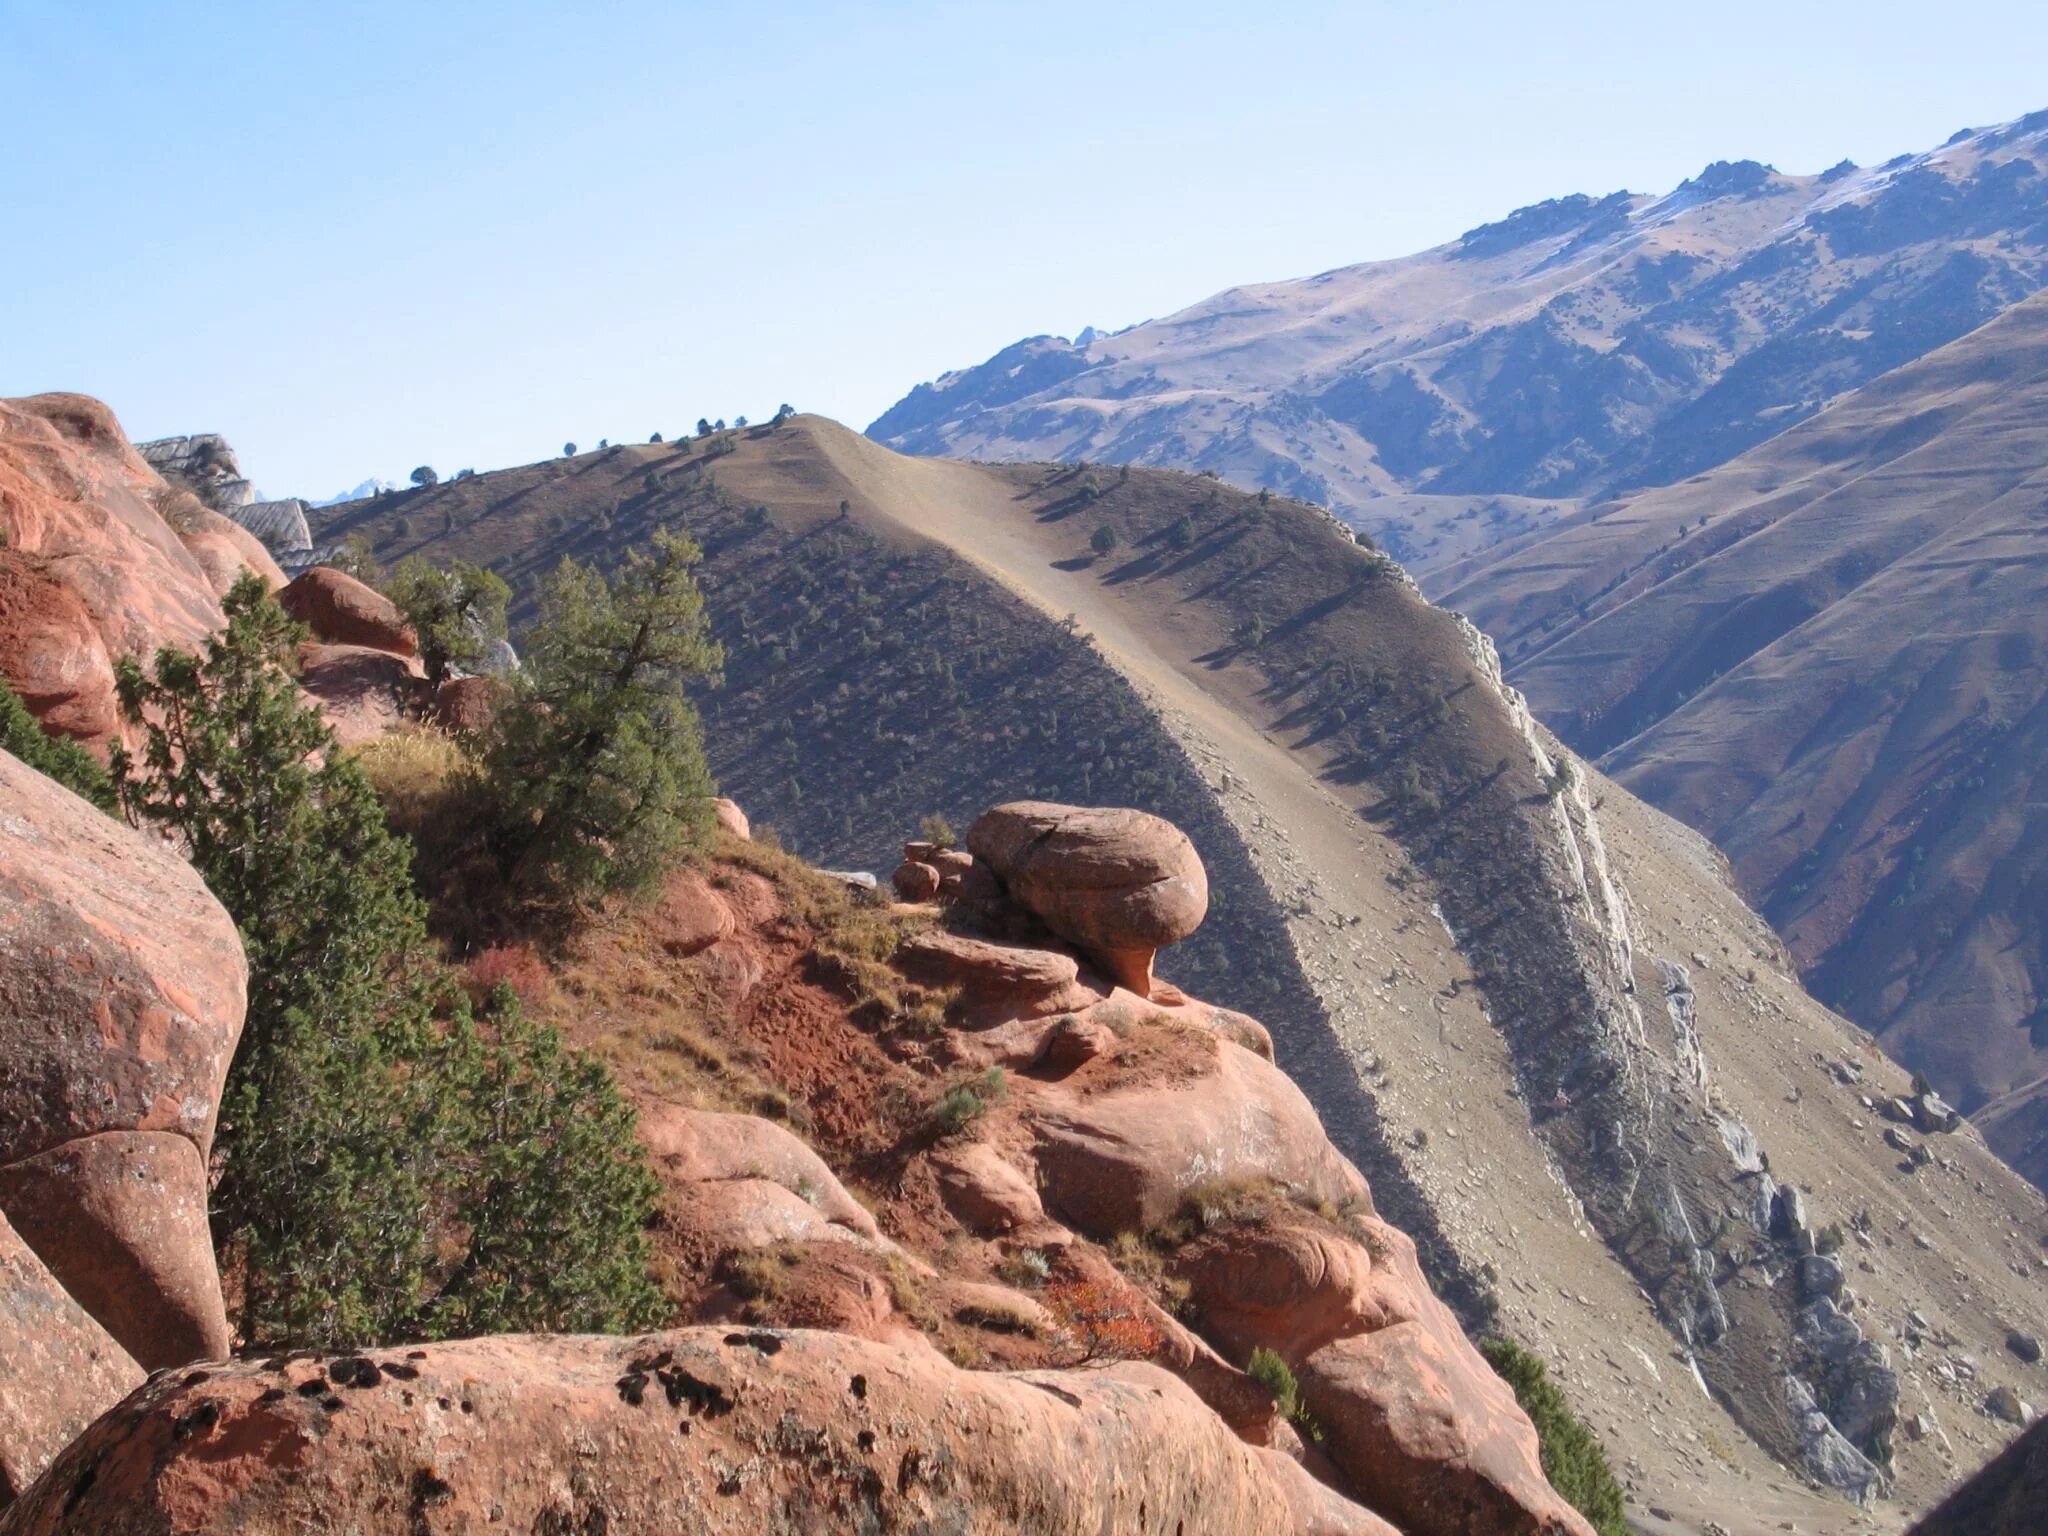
[385,556,512,686]
[1479,1336,1628,1536]
[486,527,724,901]
[111,574,662,1348]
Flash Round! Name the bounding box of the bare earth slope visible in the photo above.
[329,420,2048,1532]
[1441,292,2048,1192]
[871,112,2048,570]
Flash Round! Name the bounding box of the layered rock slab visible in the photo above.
[0,1328,1393,1535]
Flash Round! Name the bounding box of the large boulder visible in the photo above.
[894,928,1104,1028]
[294,642,427,747]
[0,1328,1393,1535]
[967,802,1207,993]
[636,1104,879,1243]
[0,1212,142,1508]
[0,751,245,1369]
[1030,1037,1371,1234]
[277,566,417,656]
[0,394,230,751]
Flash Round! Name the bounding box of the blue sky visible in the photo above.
[4,1,2045,497]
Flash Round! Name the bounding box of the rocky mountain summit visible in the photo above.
[872,110,2048,571]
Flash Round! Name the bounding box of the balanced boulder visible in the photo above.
[967,802,1207,993]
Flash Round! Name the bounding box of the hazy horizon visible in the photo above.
[5,0,2046,496]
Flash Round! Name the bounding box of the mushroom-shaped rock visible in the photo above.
[891,859,942,901]
[0,750,245,1370]
[712,796,750,839]
[968,802,1207,994]
[0,1211,143,1508]
[0,1330,1396,1536]
[277,566,417,656]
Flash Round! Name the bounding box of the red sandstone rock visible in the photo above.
[713,797,750,839]
[892,859,942,901]
[277,566,417,655]
[430,674,503,733]
[0,750,244,1390]
[651,869,738,957]
[294,642,428,746]
[0,395,229,751]
[174,506,286,597]
[930,1141,1055,1238]
[893,928,1103,1027]
[1029,1038,1372,1234]
[0,557,116,742]
[636,1104,880,1244]
[0,751,246,1166]
[0,1329,1391,1535]
[0,1211,142,1509]
[0,1133,227,1370]
[967,802,1208,993]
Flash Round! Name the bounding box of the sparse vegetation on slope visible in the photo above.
[111,576,662,1348]
[1480,1337,1628,1536]
[0,676,114,812]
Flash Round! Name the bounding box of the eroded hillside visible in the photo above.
[323,415,2048,1533]
[1441,291,2048,1195]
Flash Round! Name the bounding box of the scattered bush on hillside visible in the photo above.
[411,466,439,488]
[111,575,663,1348]
[385,555,512,685]
[0,677,116,811]
[484,527,724,902]
[1479,1336,1628,1536]
[919,811,957,850]
[1090,523,1120,555]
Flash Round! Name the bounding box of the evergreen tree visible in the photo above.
[112,575,662,1347]
[486,527,724,900]
[385,556,512,686]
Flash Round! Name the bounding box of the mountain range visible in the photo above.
[872,107,2048,1195]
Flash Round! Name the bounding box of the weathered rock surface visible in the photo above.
[892,859,941,901]
[636,1104,879,1243]
[0,1212,142,1508]
[294,642,427,746]
[0,1133,225,1369]
[713,796,751,839]
[894,928,1103,1027]
[0,751,243,1375]
[277,566,416,656]
[0,751,246,1165]
[429,674,501,733]
[0,395,231,750]
[1031,1036,1370,1234]
[0,1329,1391,1536]
[968,802,1208,993]
[176,506,287,597]
[651,869,739,957]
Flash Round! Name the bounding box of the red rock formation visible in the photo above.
[0,1212,142,1508]
[892,858,941,900]
[0,1329,1391,1536]
[294,642,429,747]
[0,394,266,752]
[430,674,502,732]
[0,751,244,1370]
[277,566,418,656]
[967,801,1208,993]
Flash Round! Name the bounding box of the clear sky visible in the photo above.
[4,0,2045,498]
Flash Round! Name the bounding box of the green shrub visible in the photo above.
[1479,1336,1628,1536]
[112,575,663,1348]
[0,678,116,812]
[1248,1346,1302,1420]
[385,556,511,686]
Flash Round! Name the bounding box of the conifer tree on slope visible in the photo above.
[487,526,724,901]
[112,574,661,1347]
